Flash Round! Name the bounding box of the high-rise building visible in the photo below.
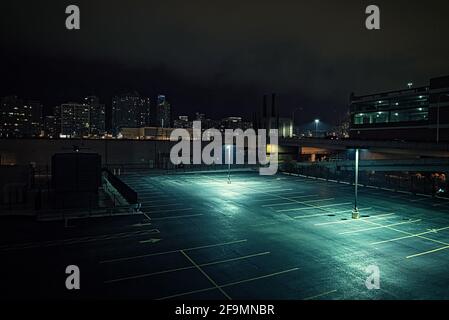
[84,96,106,136]
[0,96,43,138]
[156,95,171,128]
[44,115,59,138]
[60,103,90,138]
[112,92,151,133]
[28,100,43,136]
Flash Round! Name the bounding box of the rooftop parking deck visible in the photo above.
[2,171,449,299]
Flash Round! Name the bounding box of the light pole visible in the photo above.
[352,148,360,219]
[314,119,320,137]
[227,145,231,184]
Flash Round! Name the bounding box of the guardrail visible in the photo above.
[102,168,138,205]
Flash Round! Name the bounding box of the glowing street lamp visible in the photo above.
[314,119,320,137]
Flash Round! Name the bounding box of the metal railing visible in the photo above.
[102,168,138,205]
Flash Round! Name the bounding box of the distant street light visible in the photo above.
[227,145,231,184]
[314,119,320,137]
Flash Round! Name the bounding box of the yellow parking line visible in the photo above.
[359,219,449,251]
[407,245,449,259]
[371,226,449,245]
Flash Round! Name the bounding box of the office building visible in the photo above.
[84,96,106,136]
[156,95,171,128]
[0,96,43,138]
[60,103,90,138]
[44,115,60,138]
[112,92,151,133]
[349,75,449,142]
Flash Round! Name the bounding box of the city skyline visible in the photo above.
[2,1,449,125]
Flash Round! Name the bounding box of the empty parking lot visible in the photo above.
[2,170,449,299]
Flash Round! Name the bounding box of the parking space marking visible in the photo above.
[144,207,193,214]
[261,195,319,207]
[293,207,373,219]
[432,202,449,207]
[150,214,204,220]
[99,239,248,263]
[130,222,153,227]
[219,267,300,289]
[339,219,422,235]
[181,250,232,300]
[407,244,449,259]
[138,192,165,196]
[371,225,449,245]
[157,267,299,300]
[277,201,348,212]
[261,188,294,192]
[142,212,152,221]
[315,212,394,226]
[140,203,182,208]
[104,251,270,283]
[251,198,286,202]
[294,209,356,219]
[359,219,449,250]
[304,289,338,300]
[409,198,428,203]
[139,198,175,203]
[0,229,160,251]
[389,194,411,199]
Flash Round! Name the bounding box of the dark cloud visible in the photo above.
[1,0,449,124]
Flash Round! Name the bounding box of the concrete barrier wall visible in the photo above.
[0,138,176,167]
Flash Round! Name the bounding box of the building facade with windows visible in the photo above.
[349,75,449,142]
[60,103,90,138]
[84,96,106,136]
[156,95,171,128]
[0,96,43,138]
[112,92,151,133]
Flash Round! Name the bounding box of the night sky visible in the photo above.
[1,0,449,125]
